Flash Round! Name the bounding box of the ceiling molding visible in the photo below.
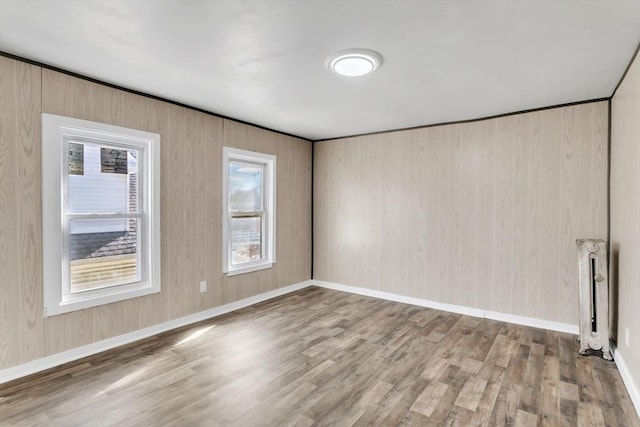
[314,97,611,143]
[0,50,311,142]
[611,40,640,99]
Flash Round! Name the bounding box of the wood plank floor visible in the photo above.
[1,286,638,426]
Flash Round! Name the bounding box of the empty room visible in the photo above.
[1,1,639,425]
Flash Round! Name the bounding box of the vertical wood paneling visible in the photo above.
[536,111,560,323]
[314,102,608,325]
[0,58,21,368]
[0,58,22,365]
[221,119,312,305]
[0,59,311,370]
[203,116,223,310]
[164,105,188,320]
[15,60,43,363]
[611,50,640,406]
[0,57,45,367]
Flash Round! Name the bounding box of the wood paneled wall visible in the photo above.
[0,58,44,369]
[0,56,312,370]
[314,102,608,326]
[611,50,640,403]
[221,121,312,304]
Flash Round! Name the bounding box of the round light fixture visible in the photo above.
[328,49,382,77]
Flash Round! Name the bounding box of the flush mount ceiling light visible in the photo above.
[328,49,382,77]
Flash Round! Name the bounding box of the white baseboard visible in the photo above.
[312,280,484,317]
[483,310,578,335]
[611,341,640,419]
[0,280,313,385]
[311,280,579,335]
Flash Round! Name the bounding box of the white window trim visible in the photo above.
[42,114,161,317]
[222,147,276,276]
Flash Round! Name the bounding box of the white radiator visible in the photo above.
[577,239,612,360]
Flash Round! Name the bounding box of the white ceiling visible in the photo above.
[1,1,639,140]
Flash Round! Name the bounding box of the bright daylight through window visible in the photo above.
[223,147,276,276]
[42,114,161,316]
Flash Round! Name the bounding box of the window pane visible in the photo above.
[67,142,139,215]
[229,161,263,212]
[69,218,140,292]
[231,216,262,265]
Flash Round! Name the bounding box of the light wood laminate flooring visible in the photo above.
[1,287,638,426]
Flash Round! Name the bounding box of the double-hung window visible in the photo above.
[222,147,276,276]
[42,114,161,316]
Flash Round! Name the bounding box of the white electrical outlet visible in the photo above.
[200,281,207,293]
[625,327,630,347]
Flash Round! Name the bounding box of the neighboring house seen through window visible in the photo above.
[223,147,276,276]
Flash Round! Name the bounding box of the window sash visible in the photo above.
[63,139,145,216]
[65,213,144,220]
[62,214,145,298]
[229,211,265,217]
[62,137,146,295]
[228,212,267,268]
[227,158,269,269]
[228,160,265,213]
[66,217,142,294]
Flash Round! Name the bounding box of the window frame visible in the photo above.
[222,147,276,276]
[42,114,161,317]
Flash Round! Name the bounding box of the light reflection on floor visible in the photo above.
[94,366,148,398]
[174,325,216,347]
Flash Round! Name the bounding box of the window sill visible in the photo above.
[225,262,273,277]
[44,282,160,317]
